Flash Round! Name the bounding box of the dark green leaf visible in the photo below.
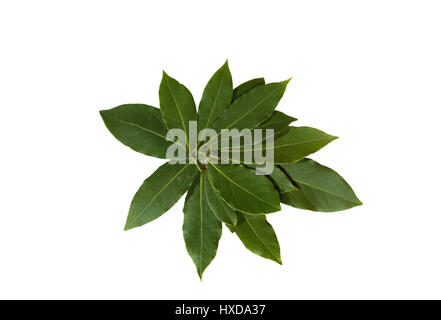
[230,212,282,264]
[280,187,315,211]
[203,172,237,225]
[267,166,298,193]
[232,77,265,101]
[125,163,198,230]
[100,104,173,159]
[207,163,280,214]
[213,80,290,132]
[159,72,197,147]
[270,126,337,163]
[281,158,362,212]
[258,111,297,133]
[183,174,222,279]
[248,165,298,193]
[218,127,290,164]
[222,126,335,165]
[198,61,233,131]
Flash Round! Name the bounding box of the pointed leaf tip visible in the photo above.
[124,218,138,231]
[281,158,362,212]
[126,163,198,229]
[269,126,338,164]
[183,175,222,283]
[285,77,293,85]
[231,213,282,264]
[197,61,233,130]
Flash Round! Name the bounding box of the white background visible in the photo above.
[1,0,440,299]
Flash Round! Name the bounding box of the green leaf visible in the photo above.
[248,165,298,193]
[203,172,237,225]
[213,80,290,132]
[223,126,335,165]
[270,126,337,164]
[219,111,296,163]
[207,163,280,214]
[229,212,282,264]
[258,111,297,133]
[159,72,197,147]
[280,186,315,211]
[198,61,233,131]
[267,166,298,193]
[183,174,222,279]
[223,111,295,155]
[232,77,265,101]
[125,163,198,230]
[219,127,290,165]
[100,104,173,159]
[281,158,362,212]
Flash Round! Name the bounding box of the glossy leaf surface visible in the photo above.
[100,104,173,158]
[232,77,265,101]
[258,111,297,133]
[125,163,198,230]
[183,174,222,279]
[246,164,297,193]
[203,173,237,225]
[270,126,337,163]
[224,125,334,165]
[213,80,290,132]
[207,163,280,214]
[281,158,362,211]
[230,212,282,264]
[198,61,233,131]
[159,72,197,147]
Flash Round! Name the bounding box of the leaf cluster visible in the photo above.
[100,61,362,279]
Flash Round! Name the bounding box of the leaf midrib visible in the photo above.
[199,174,203,275]
[104,114,167,140]
[164,76,189,148]
[209,163,278,210]
[202,86,281,151]
[242,137,334,152]
[227,128,287,151]
[244,215,279,262]
[129,164,191,227]
[225,86,280,130]
[206,173,235,222]
[202,68,228,130]
[293,177,360,204]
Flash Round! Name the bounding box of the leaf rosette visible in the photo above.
[100,61,362,279]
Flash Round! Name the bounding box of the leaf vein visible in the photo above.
[210,163,278,210]
[244,215,278,261]
[203,68,227,130]
[129,164,191,227]
[164,76,189,148]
